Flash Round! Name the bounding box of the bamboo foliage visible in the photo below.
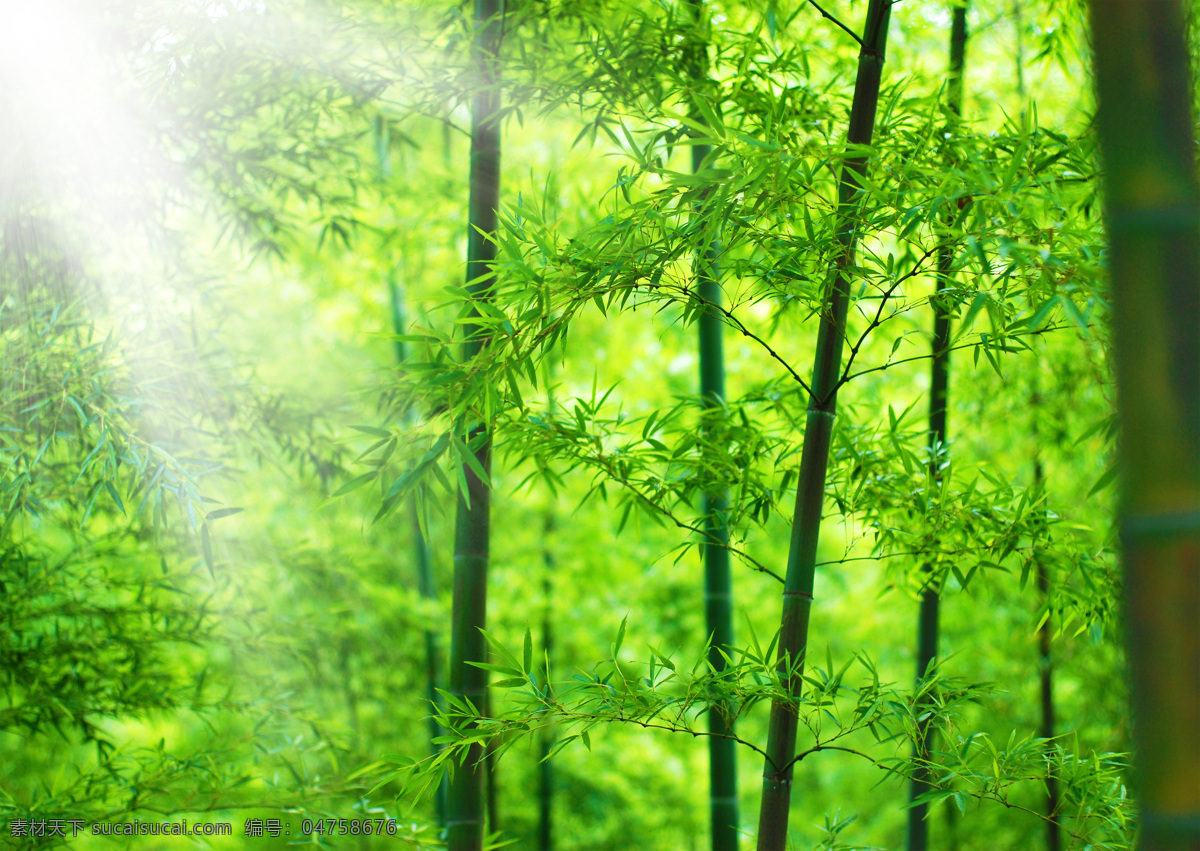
[1087,2,1200,848]
[367,3,1127,845]
[0,2,1161,848]
[907,6,966,850]
[447,0,503,848]
[756,2,893,848]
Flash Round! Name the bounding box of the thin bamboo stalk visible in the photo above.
[390,278,448,828]
[539,508,555,851]
[485,687,499,836]
[755,3,892,848]
[539,372,557,851]
[446,1,502,848]
[906,6,966,850]
[685,1,739,847]
[1013,7,1061,844]
[416,508,448,827]
[1033,453,1060,851]
[1088,2,1200,848]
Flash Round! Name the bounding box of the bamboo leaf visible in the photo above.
[613,616,628,659]
[201,525,214,577]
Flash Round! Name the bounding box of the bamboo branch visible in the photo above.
[805,0,865,46]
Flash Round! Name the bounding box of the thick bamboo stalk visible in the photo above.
[906,6,966,850]
[755,3,892,848]
[685,1,739,847]
[446,1,502,848]
[1087,2,1200,848]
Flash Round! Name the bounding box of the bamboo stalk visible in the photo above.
[1012,6,1061,843]
[755,3,892,848]
[1087,2,1200,848]
[539,370,557,851]
[447,1,502,848]
[389,277,449,828]
[416,504,449,828]
[1033,453,1060,851]
[685,1,739,847]
[379,113,448,828]
[906,6,966,850]
[485,687,499,836]
[539,508,556,851]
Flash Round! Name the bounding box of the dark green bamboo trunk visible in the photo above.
[1088,2,1200,848]
[701,282,738,851]
[1036,574,1059,851]
[390,279,448,828]
[686,2,739,847]
[906,7,966,850]
[447,1,502,848]
[1034,455,1060,851]
[755,3,892,848]
[945,804,959,851]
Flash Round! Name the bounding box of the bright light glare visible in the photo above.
[0,0,159,241]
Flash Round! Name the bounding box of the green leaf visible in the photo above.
[335,472,378,497]
[1061,297,1091,337]
[1088,463,1118,497]
[1026,296,1061,332]
[613,616,627,659]
[452,432,491,487]
[352,425,392,438]
[201,525,214,577]
[104,481,125,514]
[648,646,675,672]
[466,662,523,677]
[492,677,528,689]
[957,292,988,339]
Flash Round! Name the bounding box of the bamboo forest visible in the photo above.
[4,0,1200,848]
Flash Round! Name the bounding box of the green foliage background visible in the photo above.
[0,0,1141,848]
